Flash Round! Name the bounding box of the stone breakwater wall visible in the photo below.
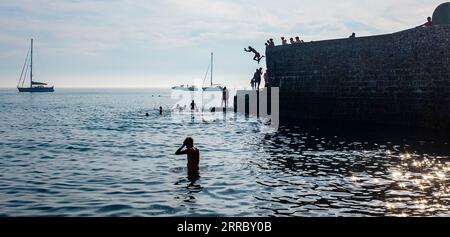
[266,26,450,130]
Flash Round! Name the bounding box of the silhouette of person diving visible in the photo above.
[244,46,265,64]
[175,137,200,184]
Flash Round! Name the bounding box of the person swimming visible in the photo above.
[175,137,200,182]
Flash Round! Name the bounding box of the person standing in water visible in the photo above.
[175,137,200,182]
[159,106,163,115]
[190,100,198,111]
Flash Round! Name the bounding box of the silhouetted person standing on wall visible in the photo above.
[269,38,275,47]
[281,37,288,45]
[264,72,269,87]
[244,46,265,64]
[252,69,259,90]
[265,39,275,48]
[190,100,197,111]
[258,68,263,89]
[221,87,229,108]
[349,33,356,38]
[175,137,200,183]
[290,38,295,44]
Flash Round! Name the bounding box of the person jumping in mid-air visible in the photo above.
[175,137,200,183]
[244,46,265,64]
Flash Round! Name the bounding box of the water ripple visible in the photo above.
[1,89,449,216]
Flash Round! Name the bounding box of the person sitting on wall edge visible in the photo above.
[422,16,433,27]
[290,37,295,44]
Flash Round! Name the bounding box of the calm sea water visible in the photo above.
[1,88,450,217]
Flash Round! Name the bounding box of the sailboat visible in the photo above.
[202,52,223,92]
[17,39,54,93]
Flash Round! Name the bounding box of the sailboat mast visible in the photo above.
[210,52,213,87]
[30,38,33,88]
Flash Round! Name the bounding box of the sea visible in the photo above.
[1,88,449,217]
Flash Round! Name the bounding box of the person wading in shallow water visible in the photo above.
[175,137,200,183]
[244,46,265,64]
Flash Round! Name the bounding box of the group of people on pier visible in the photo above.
[244,46,265,64]
[172,13,440,189]
[263,16,433,50]
[250,68,270,90]
[266,36,304,48]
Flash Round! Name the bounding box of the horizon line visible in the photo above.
[0,86,250,90]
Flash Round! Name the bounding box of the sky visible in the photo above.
[0,0,444,88]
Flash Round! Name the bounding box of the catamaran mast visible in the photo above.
[210,52,213,87]
[30,38,33,88]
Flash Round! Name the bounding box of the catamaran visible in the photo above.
[17,39,54,93]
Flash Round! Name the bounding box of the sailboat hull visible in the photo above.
[18,87,54,93]
[202,86,223,92]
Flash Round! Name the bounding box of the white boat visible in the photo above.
[17,39,54,93]
[202,52,224,92]
[171,84,199,91]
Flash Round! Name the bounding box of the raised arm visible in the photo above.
[175,144,188,155]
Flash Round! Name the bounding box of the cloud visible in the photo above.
[0,0,442,50]
[0,0,445,87]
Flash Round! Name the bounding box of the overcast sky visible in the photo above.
[0,0,443,88]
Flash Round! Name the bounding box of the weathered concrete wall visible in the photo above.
[266,26,450,130]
